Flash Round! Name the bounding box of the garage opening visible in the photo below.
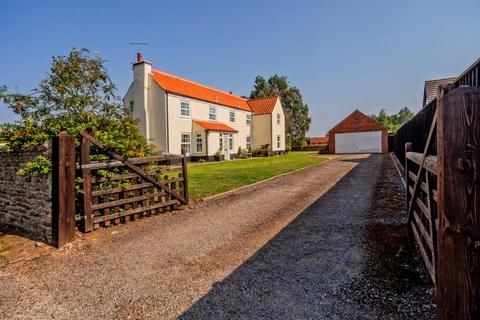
[335,131,382,153]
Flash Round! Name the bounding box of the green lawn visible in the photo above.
[186,152,327,199]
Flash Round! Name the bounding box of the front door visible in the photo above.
[222,133,231,160]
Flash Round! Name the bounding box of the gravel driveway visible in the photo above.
[0,154,435,319]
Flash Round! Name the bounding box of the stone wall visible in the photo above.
[0,146,53,243]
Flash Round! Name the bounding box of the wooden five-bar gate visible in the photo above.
[405,147,438,284]
[77,132,189,231]
[392,83,480,319]
[52,131,189,246]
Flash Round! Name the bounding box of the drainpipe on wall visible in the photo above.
[270,114,273,151]
[205,131,209,159]
[165,93,169,154]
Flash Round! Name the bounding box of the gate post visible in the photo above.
[80,136,93,232]
[52,133,76,248]
[437,87,480,320]
[181,148,189,205]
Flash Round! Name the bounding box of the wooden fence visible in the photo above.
[77,132,188,232]
[392,86,480,320]
[52,131,189,246]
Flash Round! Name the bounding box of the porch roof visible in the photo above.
[193,120,238,133]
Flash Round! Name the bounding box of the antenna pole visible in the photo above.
[129,42,149,65]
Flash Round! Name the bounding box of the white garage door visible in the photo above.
[335,131,382,154]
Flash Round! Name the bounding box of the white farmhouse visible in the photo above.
[123,54,286,160]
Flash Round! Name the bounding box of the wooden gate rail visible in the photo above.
[77,131,189,232]
[405,149,438,284]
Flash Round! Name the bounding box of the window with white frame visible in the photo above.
[180,101,190,117]
[277,135,281,149]
[209,106,217,121]
[246,135,251,149]
[219,133,233,151]
[229,111,235,123]
[181,133,191,153]
[246,114,252,125]
[277,113,281,124]
[228,133,233,150]
[195,133,202,153]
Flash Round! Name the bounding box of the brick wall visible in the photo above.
[328,110,388,153]
[0,146,53,243]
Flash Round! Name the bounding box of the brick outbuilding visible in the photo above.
[328,109,388,154]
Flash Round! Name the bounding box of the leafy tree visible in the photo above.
[370,107,414,133]
[250,75,311,148]
[0,48,154,175]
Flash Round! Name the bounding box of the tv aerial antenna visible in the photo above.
[129,42,149,64]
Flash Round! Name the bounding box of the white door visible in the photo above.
[222,133,231,160]
[335,131,382,153]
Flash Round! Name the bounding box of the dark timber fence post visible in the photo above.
[405,142,412,211]
[437,87,480,320]
[80,136,93,232]
[181,148,189,205]
[52,133,76,248]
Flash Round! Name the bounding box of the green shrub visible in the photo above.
[0,48,155,177]
[17,155,52,176]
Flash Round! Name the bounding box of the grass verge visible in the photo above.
[187,151,327,199]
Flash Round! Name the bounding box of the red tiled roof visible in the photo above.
[309,136,329,144]
[150,69,282,115]
[151,69,251,112]
[193,120,238,132]
[247,96,279,115]
[328,109,387,133]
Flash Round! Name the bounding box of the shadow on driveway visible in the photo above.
[179,154,436,320]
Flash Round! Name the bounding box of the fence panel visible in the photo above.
[392,100,437,165]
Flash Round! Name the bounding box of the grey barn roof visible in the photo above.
[423,77,456,106]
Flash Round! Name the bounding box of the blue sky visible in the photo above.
[1,0,479,135]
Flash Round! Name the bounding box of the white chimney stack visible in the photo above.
[132,52,152,140]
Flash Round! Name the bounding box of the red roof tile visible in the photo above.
[151,69,251,112]
[247,96,279,115]
[308,136,329,144]
[328,110,387,133]
[193,120,238,132]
